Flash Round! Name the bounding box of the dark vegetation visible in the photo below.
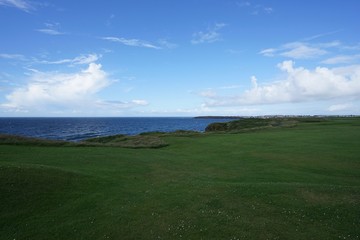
[0,134,73,146]
[83,134,168,148]
[205,117,326,132]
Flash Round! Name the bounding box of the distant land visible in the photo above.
[195,115,359,119]
[194,116,243,119]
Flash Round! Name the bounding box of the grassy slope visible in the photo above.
[0,118,359,239]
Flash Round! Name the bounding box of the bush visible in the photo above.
[205,122,228,132]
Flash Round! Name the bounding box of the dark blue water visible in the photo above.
[0,117,231,141]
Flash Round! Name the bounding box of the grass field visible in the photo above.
[1,117,360,239]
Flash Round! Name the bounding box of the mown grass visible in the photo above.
[0,117,359,239]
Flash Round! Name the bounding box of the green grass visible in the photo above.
[0,117,360,239]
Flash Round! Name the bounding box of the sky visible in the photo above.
[0,0,360,117]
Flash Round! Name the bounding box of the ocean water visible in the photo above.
[0,117,232,141]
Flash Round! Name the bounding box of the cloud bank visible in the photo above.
[1,63,147,115]
[3,63,109,110]
[203,61,360,107]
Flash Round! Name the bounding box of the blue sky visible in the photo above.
[0,0,359,117]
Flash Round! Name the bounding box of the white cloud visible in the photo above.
[263,7,273,14]
[322,54,360,65]
[153,105,260,116]
[1,63,148,114]
[236,2,273,15]
[102,36,161,49]
[39,53,101,65]
[328,103,354,112]
[0,53,26,61]
[191,23,226,44]
[2,63,108,109]
[71,54,100,65]
[203,61,360,107]
[0,53,100,67]
[237,2,251,7]
[260,42,329,59]
[103,37,177,50]
[0,0,34,12]
[220,85,241,89]
[199,89,217,98]
[252,5,273,15]
[36,29,64,35]
[105,14,115,27]
[158,39,178,49]
[95,99,148,109]
[131,99,148,105]
[303,30,342,41]
[342,43,360,51]
[318,41,341,48]
[250,75,258,88]
[280,42,327,59]
[259,48,276,57]
[36,23,65,35]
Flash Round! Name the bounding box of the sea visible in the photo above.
[0,117,232,142]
